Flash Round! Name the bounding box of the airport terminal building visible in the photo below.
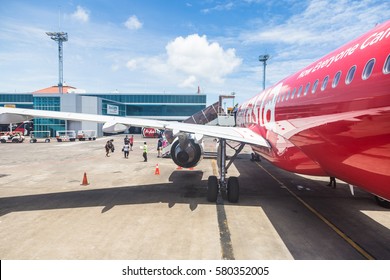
[0,85,207,136]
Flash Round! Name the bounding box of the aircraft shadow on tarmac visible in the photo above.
[233,154,390,259]
[0,154,389,259]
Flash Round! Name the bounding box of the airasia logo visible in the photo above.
[143,128,158,137]
[143,128,156,134]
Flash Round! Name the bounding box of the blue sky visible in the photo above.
[0,0,389,104]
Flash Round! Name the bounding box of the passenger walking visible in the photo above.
[123,143,130,159]
[129,135,134,151]
[124,135,129,145]
[143,142,148,162]
[157,138,163,158]
[110,139,115,153]
[327,177,336,188]
[105,140,113,157]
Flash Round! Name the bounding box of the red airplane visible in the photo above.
[235,19,390,207]
[1,19,389,206]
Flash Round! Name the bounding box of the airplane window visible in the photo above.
[332,71,342,88]
[345,65,357,85]
[304,83,310,96]
[312,79,319,93]
[321,75,329,91]
[383,54,390,74]
[291,88,296,99]
[362,58,375,80]
[297,85,303,98]
[285,89,291,101]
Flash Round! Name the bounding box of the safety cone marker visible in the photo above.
[81,172,89,186]
[155,164,160,175]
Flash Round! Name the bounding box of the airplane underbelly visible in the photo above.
[287,112,390,200]
[251,130,326,176]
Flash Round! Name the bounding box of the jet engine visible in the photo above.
[102,122,130,133]
[170,133,203,168]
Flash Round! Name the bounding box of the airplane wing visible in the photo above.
[0,107,270,148]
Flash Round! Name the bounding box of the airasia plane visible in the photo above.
[1,19,389,206]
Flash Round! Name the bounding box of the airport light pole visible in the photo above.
[46,32,68,94]
[259,54,269,91]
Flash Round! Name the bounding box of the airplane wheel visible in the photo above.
[227,177,239,203]
[375,196,390,208]
[207,176,218,202]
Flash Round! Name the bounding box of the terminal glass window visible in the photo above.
[33,96,64,137]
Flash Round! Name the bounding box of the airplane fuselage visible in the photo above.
[236,20,390,200]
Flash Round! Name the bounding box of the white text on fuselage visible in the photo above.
[239,83,282,130]
[298,26,390,79]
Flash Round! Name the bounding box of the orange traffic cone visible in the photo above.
[155,164,160,175]
[176,166,183,170]
[81,172,89,185]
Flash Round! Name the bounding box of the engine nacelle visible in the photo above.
[170,137,203,168]
[0,113,31,124]
[102,122,130,133]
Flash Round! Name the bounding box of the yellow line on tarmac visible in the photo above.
[255,161,375,260]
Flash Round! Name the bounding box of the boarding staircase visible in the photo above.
[163,98,236,158]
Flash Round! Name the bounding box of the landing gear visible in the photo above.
[207,176,218,202]
[206,139,244,203]
[227,176,239,203]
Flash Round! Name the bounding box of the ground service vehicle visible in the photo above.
[29,131,51,143]
[56,130,76,142]
[0,133,25,143]
[77,130,97,141]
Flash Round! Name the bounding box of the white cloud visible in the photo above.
[126,59,137,70]
[202,2,234,14]
[71,6,90,23]
[124,15,143,30]
[243,0,390,47]
[166,34,242,84]
[179,75,197,88]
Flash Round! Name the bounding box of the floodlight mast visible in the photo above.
[259,54,269,91]
[46,32,68,94]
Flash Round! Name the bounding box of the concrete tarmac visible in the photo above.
[0,134,389,259]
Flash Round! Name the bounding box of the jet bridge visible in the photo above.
[183,95,236,126]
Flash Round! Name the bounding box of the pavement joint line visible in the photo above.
[254,161,375,260]
[211,159,235,260]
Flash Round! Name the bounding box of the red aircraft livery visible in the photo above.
[236,20,390,204]
[1,19,389,205]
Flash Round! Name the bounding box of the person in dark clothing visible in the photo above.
[124,135,129,145]
[105,140,113,157]
[327,177,336,188]
[157,138,163,157]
